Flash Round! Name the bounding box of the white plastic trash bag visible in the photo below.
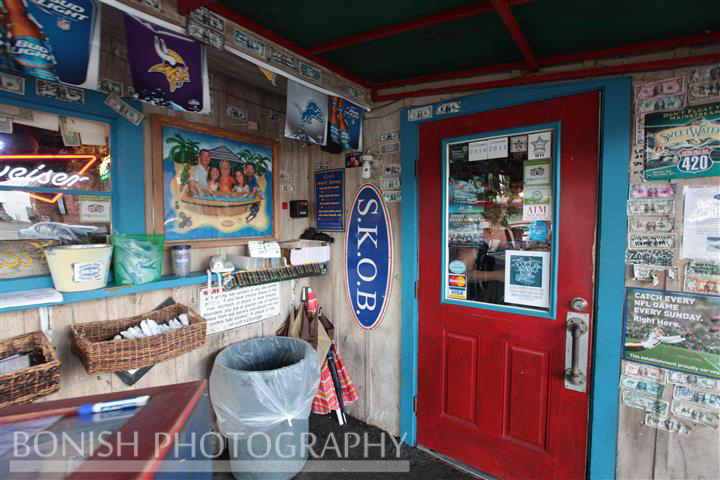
[209,336,320,437]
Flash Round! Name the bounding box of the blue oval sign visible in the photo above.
[345,184,393,330]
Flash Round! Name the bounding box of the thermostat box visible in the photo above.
[280,239,330,265]
[289,200,308,218]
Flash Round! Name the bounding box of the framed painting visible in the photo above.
[152,115,279,246]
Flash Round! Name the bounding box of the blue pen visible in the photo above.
[76,395,150,415]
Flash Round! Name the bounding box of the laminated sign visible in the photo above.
[623,288,720,379]
[345,184,392,330]
[644,102,720,180]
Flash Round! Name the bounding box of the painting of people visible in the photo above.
[153,116,278,244]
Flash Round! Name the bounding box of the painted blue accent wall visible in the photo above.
[400,78,631,480]
[0,75,145,293]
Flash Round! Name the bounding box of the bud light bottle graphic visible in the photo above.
[338,99,351,149]
[5,0,58,81]
[329,96,340,144]
[0,6,10,69]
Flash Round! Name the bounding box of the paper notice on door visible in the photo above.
[504,250,550,308]
[468,140,488,161]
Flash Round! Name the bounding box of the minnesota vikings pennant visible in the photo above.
[124,14,210,114]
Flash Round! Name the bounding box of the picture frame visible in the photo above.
[151,115,279,247]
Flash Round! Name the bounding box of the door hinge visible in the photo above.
[413,395,417,413]
[414,281,418,298]
[414,158,419,177]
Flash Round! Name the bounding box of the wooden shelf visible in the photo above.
[0,264,327,313]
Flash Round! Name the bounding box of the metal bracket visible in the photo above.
[564,312,589,392]
[39,306,52,343]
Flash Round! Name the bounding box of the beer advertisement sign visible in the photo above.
[644,102,720,180]
[124,14,210,114]
[623,288,720,380]
[2,0,101,89]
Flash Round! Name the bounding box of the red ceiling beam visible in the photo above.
[375,61,525,90]
[490,0,537,71]
[177,0,215,16]
[193,1,372,87]
[372,53,720,102]
[538,32,720,67]
[306,0,530,55]
[373,32,720,90]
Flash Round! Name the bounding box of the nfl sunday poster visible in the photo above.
[124,13,210,114]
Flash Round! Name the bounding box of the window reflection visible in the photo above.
[446,130,554,311]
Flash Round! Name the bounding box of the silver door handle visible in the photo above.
[565,317,588,386]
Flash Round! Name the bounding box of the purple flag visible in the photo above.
[124,14,210,114]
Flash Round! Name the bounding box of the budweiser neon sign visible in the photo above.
[0,154,97,203]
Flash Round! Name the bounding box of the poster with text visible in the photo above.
[315,169,344,231]
[644,102,720,180]
[623,288,720,379]
[285,80,328,145]
[199,283,279,335]
[681,185,720,261]
[124,14,210,114]
[3,0,100,88]
[504,250,550,308]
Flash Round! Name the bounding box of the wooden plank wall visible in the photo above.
[0,7,315,402]
[616,66,720,479]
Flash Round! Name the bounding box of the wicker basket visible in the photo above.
[0,331,61,407]
[70,303,207,373]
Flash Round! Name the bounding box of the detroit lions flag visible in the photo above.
[124,14,210,114]
[285,80,328,145]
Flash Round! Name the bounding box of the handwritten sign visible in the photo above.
[199,283,279,335]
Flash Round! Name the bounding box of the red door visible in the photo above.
[417,92,600,479]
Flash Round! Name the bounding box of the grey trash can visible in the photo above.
[210,337,320,480]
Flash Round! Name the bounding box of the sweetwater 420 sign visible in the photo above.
[644,102,720,180]
[345,184,392,330]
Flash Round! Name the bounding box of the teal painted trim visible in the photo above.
[0,271,209,314]
[588,78,632,480]
[399,77,631,480]
[439,122,559,320]
[0,75,145,293]
[399,112,419,446]
[0,186,113,195]
[0,269,327,314]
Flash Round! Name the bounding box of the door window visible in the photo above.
[444,129,555,312]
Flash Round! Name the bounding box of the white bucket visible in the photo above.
[44,244,113,292]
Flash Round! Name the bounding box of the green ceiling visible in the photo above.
[217,0,720,84]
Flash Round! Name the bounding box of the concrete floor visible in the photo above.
[214,413,480,480]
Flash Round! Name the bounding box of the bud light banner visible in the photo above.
[124,14,210,114]
[2,0,101,88]
[285,80,328,145]
[345,184,393,330]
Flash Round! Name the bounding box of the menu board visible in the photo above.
[315,169,344,231]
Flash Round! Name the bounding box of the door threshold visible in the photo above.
[418,446,498,480]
